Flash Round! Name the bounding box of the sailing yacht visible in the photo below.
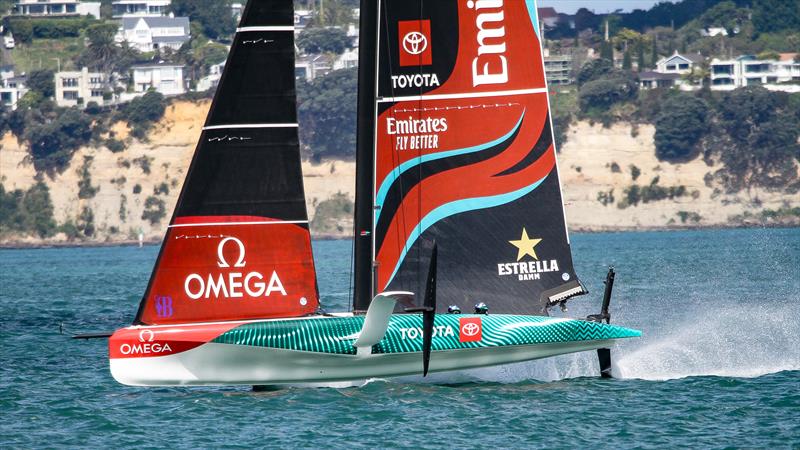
[101,0,640,386]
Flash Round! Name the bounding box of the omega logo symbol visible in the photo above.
[217,237,246,268]
[461,322,480,337]
[402,31,428,55]
[139,329,155,342]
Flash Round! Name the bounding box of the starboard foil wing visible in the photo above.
[354,0,586,314]
[134,0,319,325]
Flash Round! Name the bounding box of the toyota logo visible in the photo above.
[461,322,480,337]
[402,31,428,55]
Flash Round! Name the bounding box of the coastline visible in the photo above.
[3,222,796,250]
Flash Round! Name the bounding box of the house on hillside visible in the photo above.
[333,48,358,71]
[294,10,314,30]
[295,54,331,81]
[710,54,800,92]
[537,7,559,28]
[112,0,170,18]
[639,71,682,90]
[118,16,190,53]
[640,51,705,90]
[54,68,116,108]
[655,51,704,75]
[13,0,100,18]
[543,49,572,85]
[196,61,225,92]
[130,63,186,96]
[0,67,27,110]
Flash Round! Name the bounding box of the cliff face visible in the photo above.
[0,100,796,246]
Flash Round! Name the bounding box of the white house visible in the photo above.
[131,63,185,95]
[196,61,225,92]
[0,67,27,110]
[112,0,170,18]
[295,54,331,81]
[639,51,705,90]
[118,16,190,53]
[54,67,112,108]
[14,0,100,18]
[333,48,358,71]
[294,10,313,30]
[231,3,243,22]
[655,51,704,75]
[711,54,800,92]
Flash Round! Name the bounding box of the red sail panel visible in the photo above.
[371,0,584,314]
[134,0,319,325]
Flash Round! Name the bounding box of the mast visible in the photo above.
[353,0,380,312]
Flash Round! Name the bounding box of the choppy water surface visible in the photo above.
[2,228,799,448]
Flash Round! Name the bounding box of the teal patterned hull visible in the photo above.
[212,314,641,355]
[110,315,640,385]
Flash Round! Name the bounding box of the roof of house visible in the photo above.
[639,71,681,81]
[779,53,799,62]
[122,16,190,32]
[132,62,185,69]
[538,7,558,19]
[658,52,704,65]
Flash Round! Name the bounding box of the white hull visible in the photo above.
[111,340,615,386]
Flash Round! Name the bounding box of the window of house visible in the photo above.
[62,78,78,87]
[679,64,689,70]
[91,90,104,98]
[666,64,677,71]
[90,77,102,84]
[63,91,79,100]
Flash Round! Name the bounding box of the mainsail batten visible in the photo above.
[357,0,585,314]
[134,0,319,325]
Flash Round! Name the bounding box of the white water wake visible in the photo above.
[614,303,800,380]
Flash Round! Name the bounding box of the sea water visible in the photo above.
[1,228,798,448]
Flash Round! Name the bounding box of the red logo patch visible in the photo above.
[459,317,482,343]
[398,20,432,66]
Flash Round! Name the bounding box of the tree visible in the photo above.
[577,58,613,86]
[637,42,646,71]
[752,0,800,34]
[650,37,658,67]
[120,91,166,136]
[578,71,639,113]
[297,68,358,160]
[297,28,351,55]
[170,0,236,40]
[25,108,93,173]
[699,1,749,34]
[600,41,614,62]
[622,49,632,70]
[654,93,709,161]
[715,86,800,189]
[26,70,55,99]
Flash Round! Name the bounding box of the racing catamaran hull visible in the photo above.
[110,314,640,386]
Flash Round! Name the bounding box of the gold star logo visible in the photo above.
[509,228,542,261]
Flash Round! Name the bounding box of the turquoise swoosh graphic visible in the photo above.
[526,0,539,37]
[374,112,525,224]
[384,175,549,289]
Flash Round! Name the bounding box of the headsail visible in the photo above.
[135,0,319,325]
[355,0,585,314]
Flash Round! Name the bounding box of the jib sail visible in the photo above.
[135,0,319,325]
[354,0,585,314]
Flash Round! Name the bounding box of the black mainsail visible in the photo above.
[354,0,585,314]
[134,0,319,325]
